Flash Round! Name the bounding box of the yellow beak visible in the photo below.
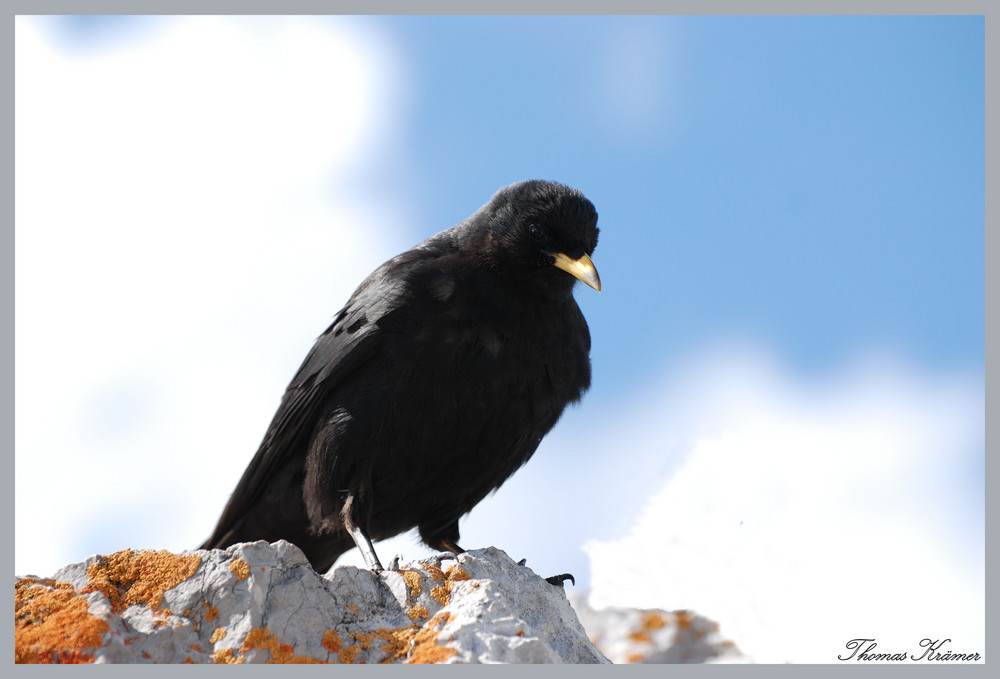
[552,252,601,292]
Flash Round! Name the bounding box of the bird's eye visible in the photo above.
[529,224,545,241]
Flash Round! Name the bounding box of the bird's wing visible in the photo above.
[204,244,441,546]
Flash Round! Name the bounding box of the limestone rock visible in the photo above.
[569,592,744,663]
[15,542,609,664]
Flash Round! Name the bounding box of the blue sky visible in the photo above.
[15,15,984,662]
[388,15,984,387]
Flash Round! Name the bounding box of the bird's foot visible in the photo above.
[385,551,458,571]
[545,573,576,587]
[419,551,459,568]
[518,557,575,587]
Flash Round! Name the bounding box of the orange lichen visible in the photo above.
[629,631,652,643]
[406,612,457,664]
[641,612,667,631]
[626,652,646,663]
[407,605,430,621]
[337,645,361,664]
[374,626,414,662]
[322,630,342,653]
[407,640,455,663]
[83,549,201,613]
[190,644,203,652]
[444,565,470,581]
[241,627,327,664]
[214,648,241,664]
[430,585,450,606]
[210,627,227,644]
[183,656,195,663]
[429,565,470,607]
[675,610,691,629]
[228,558,250,581]
[353,630,378,650]
[15,578,110,664]
[401,570,423,601]
[314,612,459,665]
[203,601,219,622]
[423,564,446,582]
[243,628,285,656]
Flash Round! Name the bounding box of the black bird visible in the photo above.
[201,180,600,574]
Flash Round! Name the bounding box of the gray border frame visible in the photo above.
[5,1,992,672]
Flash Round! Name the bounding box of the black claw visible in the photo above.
[545,573,575,587]
[420,551,458,568]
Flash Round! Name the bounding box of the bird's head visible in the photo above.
[479,180,601,294]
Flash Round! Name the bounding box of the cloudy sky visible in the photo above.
[15,15,983,662]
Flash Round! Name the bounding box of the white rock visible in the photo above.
[16,542,609,664]
[569,591,745,663]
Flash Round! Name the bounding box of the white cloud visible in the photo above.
[14,16,408,577]
[583,343,984,663]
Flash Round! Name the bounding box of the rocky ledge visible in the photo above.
[15,541,742,664]
[15,542,607,663]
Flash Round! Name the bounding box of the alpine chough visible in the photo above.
[201,180,600,573]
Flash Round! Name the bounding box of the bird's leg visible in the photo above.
[345,519,384,571]
[437,537,464,555]
[416,522,464,567]
[420,520,465,558]
[341,493,384,571]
